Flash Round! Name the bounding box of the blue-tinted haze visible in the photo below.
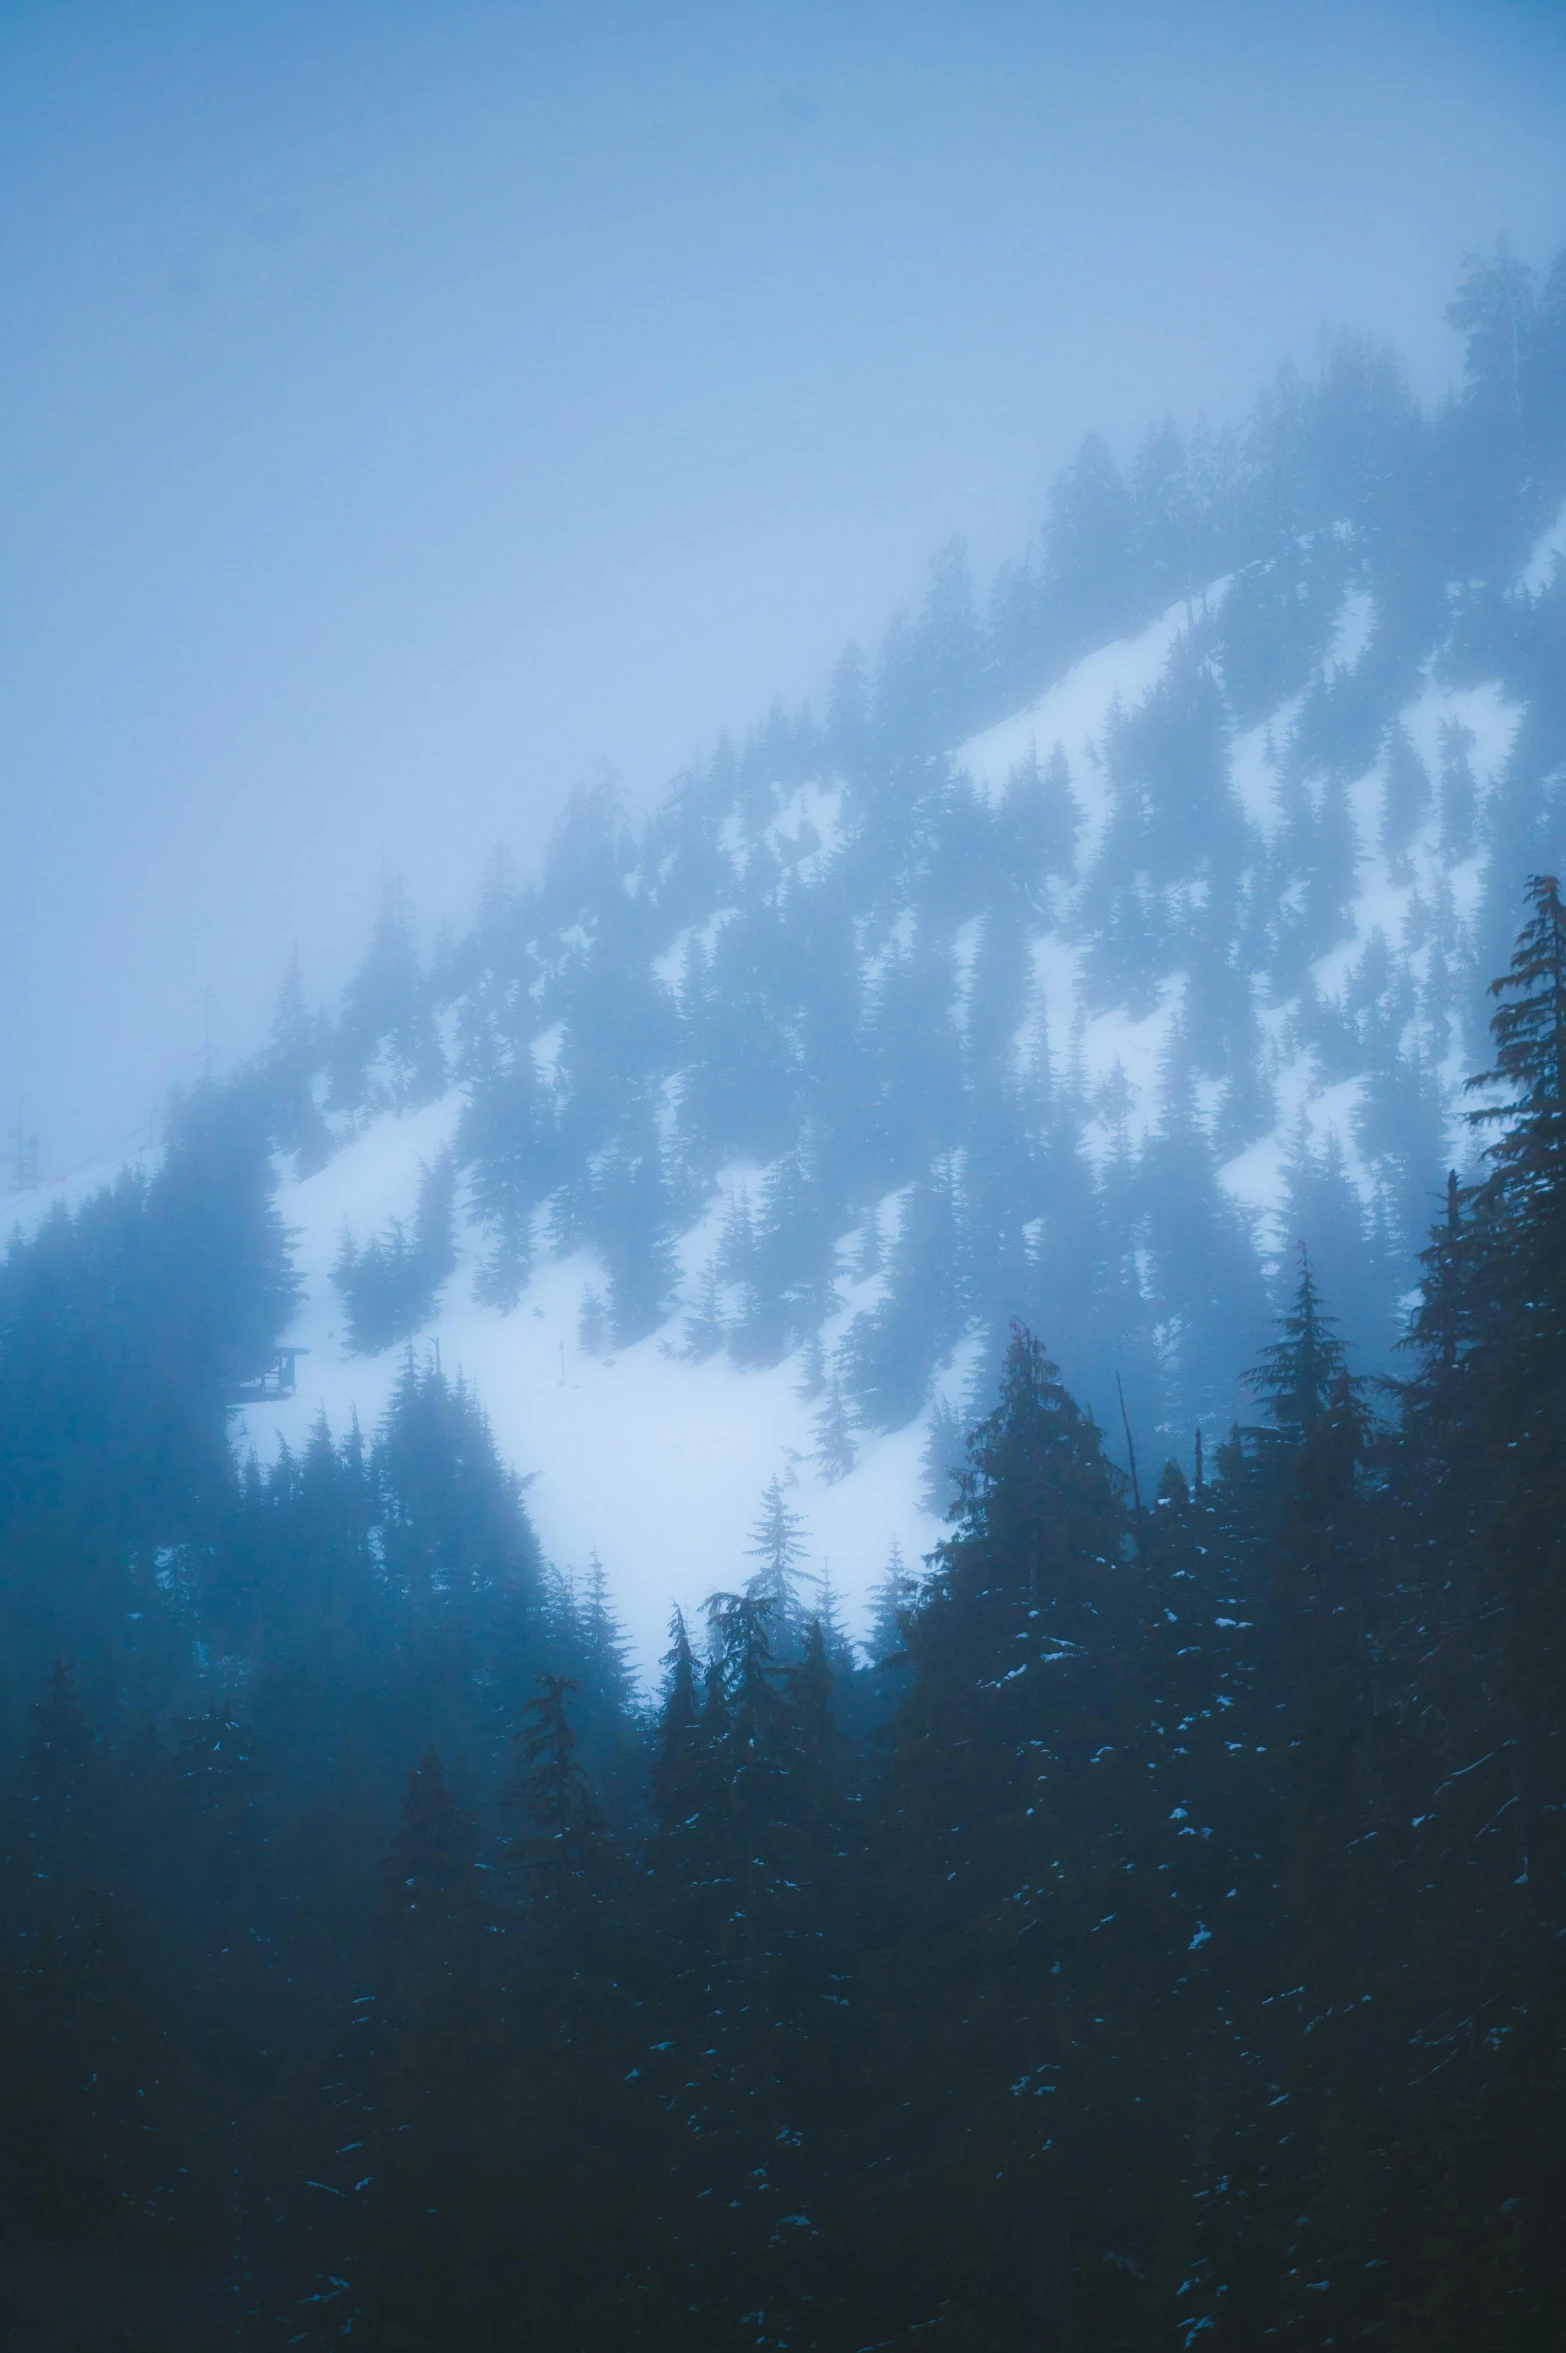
[2,0,1563,1167]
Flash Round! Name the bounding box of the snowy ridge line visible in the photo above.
[15,342,1566,1679]
[232,530,1551,1670]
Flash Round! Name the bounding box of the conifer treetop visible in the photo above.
[1469,873,1566,1182]
[1244,1245,1348,1442]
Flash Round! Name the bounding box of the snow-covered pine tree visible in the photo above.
[812,1374,856,1483]
[744,1475,811,1641]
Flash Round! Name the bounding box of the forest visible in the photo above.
[5,242,1566,2348]
[261,241,1566,1476]
[2,871,1565,2348]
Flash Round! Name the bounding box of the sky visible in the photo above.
[2,0,1565,1176]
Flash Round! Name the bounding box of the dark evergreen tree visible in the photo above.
[328,878,446,1116]
[862,1328,1140,2342]
[744,1476,811,1641]
[331,1148,458,1356]
[262,950,333,1174]
[863,1536,915,1667]
[460,1012,556,1311]
[1379,719,1432,882]
[1460,876,1566,1930]
[918,1391,964,1515]
[812,1373,856,1484]
[1438,714,1481,866]
[998,741,1081,886]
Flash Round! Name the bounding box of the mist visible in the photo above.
[12,5,1566,2341]
[4,0,1563,1172]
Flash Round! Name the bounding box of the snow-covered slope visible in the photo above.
[217,558,1544,1670]
[12,448,1565,1677]
[232,1100,943,1672]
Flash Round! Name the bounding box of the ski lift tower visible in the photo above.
[3,1104,39,1194]
[220,1345,310,1409]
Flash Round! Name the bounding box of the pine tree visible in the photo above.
[836,1161,967,1431]
[806,1564,858,1679]
[331,1150,457,1355]
[263,949,333,1173]
[15,1658,114,1920]
[328,877,446,1115]
[503,1677,607,1970]
[579,1553,635,1722]
[8,1894,182,2250]
[650,1606,702,1827]
[1273,1361,1382,1884]
[1438,715,1480,865]
[463,1019,555,1312]
[918,1392,964,1515]
[375,1748,477,1987]
[1469,870,1566,1173]
[19,1656,92,1820]
[999,744,1082,885]
[355,1746,521,2347]
[163,1700,274,2024]
[652,1584,858,2332]
[794,1326,827,1402]
[1461,875,1566,1930]
[577,1283,607,1357]
[1041,432,1138,657]
[1245,1245,1347,1451]
[1402,1165,1493,1487]
[1378,720,1432,882]
[680,1255,726,1361]
[867,1327,1139,2344]
[743,1141,840,1365]
[812,1375,856,1484]
[851,1200,882,1280]
[745,1475,811,1639]
[784,1613,845,1794]
[1277,1115,1396,1355]
[863,1536,914,1666]
[372,1350,544,1639]
[596,1101,681,1347]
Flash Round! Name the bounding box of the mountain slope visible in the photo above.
[27,247,1566,1666]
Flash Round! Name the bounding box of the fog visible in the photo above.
[2,0,1563,1173]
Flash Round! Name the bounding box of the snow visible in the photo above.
[1326,586,1377,673]
[15,572,1548,1679]
[1401,676,1518,788]
[1076,990,1179,1152]
[718,809,747,862]
[232,1109,943,1680]
[1218,1132,1286,1221]
[955,601,1190,858]
[219,594,1536,1668]
[1229,711,1294,836]
[1520,497,1566,595]
[765,782,844,872]
[291,1095,464,1255]
[651,933,691,992]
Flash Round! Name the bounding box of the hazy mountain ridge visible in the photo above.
[27,247,1566,1657]
[10,246,1566,2350]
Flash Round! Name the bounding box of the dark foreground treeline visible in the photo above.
[5,887,1566,2350]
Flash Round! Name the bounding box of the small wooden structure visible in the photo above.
[224,1346,309,1408]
